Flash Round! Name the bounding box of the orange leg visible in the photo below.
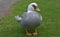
[33,29,38,35]
[26,30,32,35]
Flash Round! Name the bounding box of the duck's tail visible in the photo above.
[15,16,22,22]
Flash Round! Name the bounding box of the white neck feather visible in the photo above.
[27,10,33,13]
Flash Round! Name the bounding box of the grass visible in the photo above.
[0,0,60,37]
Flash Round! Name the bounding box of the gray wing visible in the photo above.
[21,12,28,25]
[15,12,27,22]
[22,12,27,18]
[21,12,42,29]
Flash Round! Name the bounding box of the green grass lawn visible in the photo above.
[0,0,60,37]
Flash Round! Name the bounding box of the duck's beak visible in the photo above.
[36,8,40,11]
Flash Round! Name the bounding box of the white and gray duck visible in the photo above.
[15,3,42,35]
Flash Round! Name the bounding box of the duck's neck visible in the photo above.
[27,9,36,13]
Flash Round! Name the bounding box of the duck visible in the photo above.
[15,3,42,35]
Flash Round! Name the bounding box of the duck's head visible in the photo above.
[27,3,40,11]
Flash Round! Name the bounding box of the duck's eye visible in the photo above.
[32,5,37,9]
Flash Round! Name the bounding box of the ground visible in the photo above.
[0,0,60,37]
[0,0,19,18]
